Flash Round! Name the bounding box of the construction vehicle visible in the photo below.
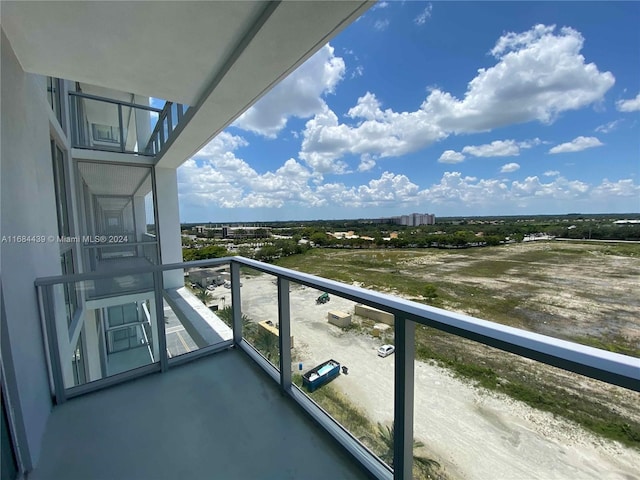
[316,292,330,304]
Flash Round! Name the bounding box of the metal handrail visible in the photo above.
[35,255,640,480]
[34,256,640,390]
[68,91,163,113]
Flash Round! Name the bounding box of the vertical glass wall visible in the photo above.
[239,267,280,368]
[45,272,158,390]
[69,93,161,155]
[76,162,159,271]
[287,284,397,471]
[164,263,233,361]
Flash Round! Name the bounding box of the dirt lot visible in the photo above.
[242,244,640,480]
[239,272,640,480]
[397,242,640,347]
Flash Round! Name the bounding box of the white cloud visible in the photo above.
[374,19,390,31]
[592,179,640,198]
[372,1,389,10]
[358,154,376,172]
[544,170,560,177]
[595,120,621,134]
[461,138,541,157]
[299,25,614,173]
[510,175,589,199]
[438,150,466,164]
[549,136,603,154]
[414,4,433,25]
[181,133,322,209]
[232,44,345,138]
[500,163,520,173]
[351,65,364,79]
[462,140,519,157]
[616,93,640,112]
[181,135,638,214]
[315,172,421,208]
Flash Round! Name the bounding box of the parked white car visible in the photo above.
[377,344,395,357]
[207,285,215,291]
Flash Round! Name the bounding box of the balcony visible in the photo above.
[35,257,640,479]
[28,349,368,480]
[69,90,187,156]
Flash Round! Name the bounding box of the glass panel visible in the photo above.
[76,163,158,271]
[240,267,280,368]
[60,250,77,325]
[49,273,158,390]
[162,115,170,148]
[164,264,233,361]
[51,142,70,237]
[71,97,121,151]
[287,283,396,469]
[68,94,158,155]
[170,102,179,131]
[412,327,640,480]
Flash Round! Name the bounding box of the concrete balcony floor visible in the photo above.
[30,349,370,480]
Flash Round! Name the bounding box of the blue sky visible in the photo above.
[178,1,640,223]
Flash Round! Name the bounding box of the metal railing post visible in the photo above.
[278,277,292,391]
[117,103,124,152]
[177,103,184,123]
[230,261,243,345]
[394,318,415,479]
[152,271,168,372]
[41,285,67,404]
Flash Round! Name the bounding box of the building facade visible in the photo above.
[0,2,371,476]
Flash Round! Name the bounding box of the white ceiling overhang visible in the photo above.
[2,0,373,168]
[77,162,152,197]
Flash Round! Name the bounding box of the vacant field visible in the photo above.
[275,241,640,448]
[276,241,640,354]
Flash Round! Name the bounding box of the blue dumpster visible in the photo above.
[302,359,341,392]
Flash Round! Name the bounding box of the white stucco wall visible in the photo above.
[1,29,65,468]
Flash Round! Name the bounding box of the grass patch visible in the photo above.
[572,335,640,358]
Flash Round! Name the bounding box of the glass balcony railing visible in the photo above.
[35,257,640,480]
[68,91,187,156]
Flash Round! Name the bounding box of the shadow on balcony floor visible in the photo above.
[30,349,370,480]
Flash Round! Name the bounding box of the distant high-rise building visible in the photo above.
[389,213,436,226]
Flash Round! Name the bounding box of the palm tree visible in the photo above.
[216,306,255,333]
[195,288,209,304]
[375,423,441,478]
[253,329,279,363]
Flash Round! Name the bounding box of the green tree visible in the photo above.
[195,288,209,304]
[253,328,279,363]
[216,306,256,335]
[182,244,228,261]
[310,232,329,246]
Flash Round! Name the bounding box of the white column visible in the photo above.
[154,167,183,288]
[134,95,152,153]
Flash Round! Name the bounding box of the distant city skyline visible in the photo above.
[178,2,639,223]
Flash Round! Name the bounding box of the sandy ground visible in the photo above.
[239,273,640,480]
